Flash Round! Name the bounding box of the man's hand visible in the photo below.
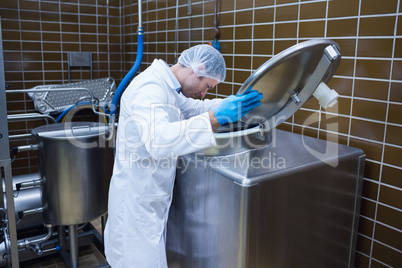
[213,90,263,126]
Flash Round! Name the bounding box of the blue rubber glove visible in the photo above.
[213,90,263,125]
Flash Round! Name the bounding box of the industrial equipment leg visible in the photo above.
[0,161,20,268]
[58,226,66,249]
[68,225,79,268]
[0,19,20,268]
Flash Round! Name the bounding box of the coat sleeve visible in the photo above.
[177,93,224,119]
[120,82,217,159]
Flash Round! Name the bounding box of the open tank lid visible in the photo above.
[32,122,109,140]
[222,39,341,133]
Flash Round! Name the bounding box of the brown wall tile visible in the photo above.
[350,119,385,142]
[275,4,298,22]
[356,235,372,258]
[371,235,402,267]
[349,137,383,162]
[236,10,253,25]
[357,39,394,58]
[235,25,252,39]
[320,114,350,134]
[324,97,351,116]
[255,0,274,8]
[355,59,391,80]
[254,7,274,23]
[335,39,356,57]
[382,165,402,189]
[392,60,402,80]
[389,82,402,102]
[293,125,318,138]
[383,145,402,168]
[352,99,387,122]
[336,58,354,77]
[294,110,319,128]
[273,40,297,54]
[376,204,402,231]
[234,56,251,69]
[253,41,273,55]
[395,38,402,58]
[327,77,353,96]
[362,180,378,200]
[236,0,253,10]
[275,22,297,38]
[361,0,399,15]
[327,18,358,37]
[354,79,389,101]
[300,1,326,20]
[359,16,396,36]
[387,104,402,125]
[253,24,274,39]
[385,125,402,146]
[299,21,325,38]
[364,161,381,181]
[318,131,349,145]
[328,0,359,18]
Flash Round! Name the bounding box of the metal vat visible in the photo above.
[167,39,364,267]
[167,130,365,267]
[32,122,113,225]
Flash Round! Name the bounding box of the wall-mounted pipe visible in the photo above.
[109,0,144,116]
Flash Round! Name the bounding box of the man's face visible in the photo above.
[180,73,219,99]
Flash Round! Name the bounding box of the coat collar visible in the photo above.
[151,59,181,93]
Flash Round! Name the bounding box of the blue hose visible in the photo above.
[56,101,92,122]
[57,28,143,120]
[110,28,144,115]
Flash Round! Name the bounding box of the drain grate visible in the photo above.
[28,78,115,114]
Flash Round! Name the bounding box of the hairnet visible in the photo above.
[178,44,226,83]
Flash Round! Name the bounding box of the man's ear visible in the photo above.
[194,64,206,78]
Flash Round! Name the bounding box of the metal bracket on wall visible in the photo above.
[68,52,93,83]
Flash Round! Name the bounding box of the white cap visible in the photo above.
[178,44,226,83]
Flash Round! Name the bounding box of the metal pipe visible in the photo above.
[6,88,96,103]
[8,133,31,139]
[17,224,54,250]
[68,225,79,268]
[7,113,57,123]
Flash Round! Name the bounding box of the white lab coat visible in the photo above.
[104,59,223,267]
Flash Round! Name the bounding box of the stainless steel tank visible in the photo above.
[2,173,43,232]
[166,40,365,267]
[167,130,365,267]
[32,122,113,225]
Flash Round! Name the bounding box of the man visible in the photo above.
[104,44,262,267]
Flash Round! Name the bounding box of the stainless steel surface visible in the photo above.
[167,130,364,267]
[0,19,21,267]
[32,122,114,225]
[2,174,43,232]
[205,123,271,156]
[68,225,79,268]
[24,77,115,114]
[237,39,341,129]
[207,40,341,156]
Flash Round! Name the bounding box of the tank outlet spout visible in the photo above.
[313,82,339,109]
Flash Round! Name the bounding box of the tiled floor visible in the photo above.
[18,219,108,268]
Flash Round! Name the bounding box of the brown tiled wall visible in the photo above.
[1,0,401,266]
[1,0,123,175]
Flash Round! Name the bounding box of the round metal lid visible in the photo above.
[236,39,341,131]
[32,122,109,140]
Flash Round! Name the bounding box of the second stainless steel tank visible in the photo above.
[32,122,114,225]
